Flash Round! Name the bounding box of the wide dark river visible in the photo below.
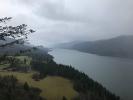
[49,49,133,100]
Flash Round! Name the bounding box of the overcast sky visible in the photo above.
[0,0,133,46]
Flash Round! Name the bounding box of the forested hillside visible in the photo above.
[57,35,133,58]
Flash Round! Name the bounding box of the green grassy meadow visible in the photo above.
[15,56,32,65]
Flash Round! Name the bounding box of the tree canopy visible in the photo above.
[0,17,35,48]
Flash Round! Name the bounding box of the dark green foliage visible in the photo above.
[62,96,67,100]
[24,82,30,91]
[0,54,8,64]
[0,75,45,100]
[31,60,120,100]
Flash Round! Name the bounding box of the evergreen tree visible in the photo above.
[62,96,67,100]
[24,82,30,91]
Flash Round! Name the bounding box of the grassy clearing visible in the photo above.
[0,56,32,69]
[15,56,32,65]
[0,71,78,100]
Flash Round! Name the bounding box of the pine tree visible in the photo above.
[23,82,30,91]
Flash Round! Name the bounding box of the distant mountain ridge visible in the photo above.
[56,35,133,58]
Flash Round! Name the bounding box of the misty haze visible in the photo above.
[0,0,133,100]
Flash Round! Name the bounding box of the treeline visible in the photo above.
[21,50,53,62]
[31,60,120,100]
[0,75,45,100]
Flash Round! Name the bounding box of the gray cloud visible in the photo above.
[0,0,133,46]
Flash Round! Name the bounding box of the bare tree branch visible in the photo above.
[0,17,12,23]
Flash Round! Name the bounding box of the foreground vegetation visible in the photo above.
[0,75,44,100]
[0,53,120,100]
[0,71,78,100]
